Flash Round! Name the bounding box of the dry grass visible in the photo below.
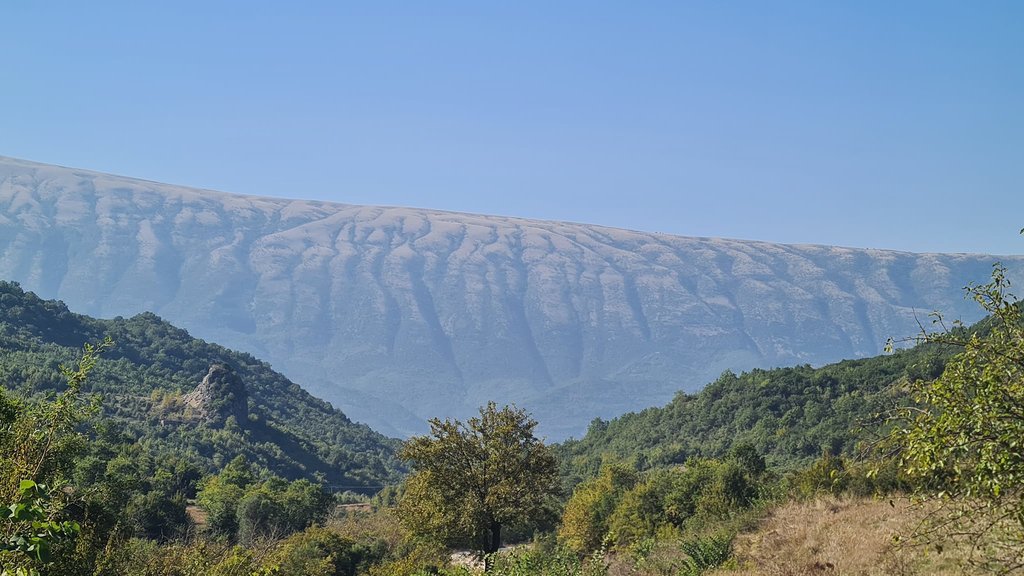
[185,504,207,527]
[710,496,981,576]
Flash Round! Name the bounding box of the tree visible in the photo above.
[196,455,253,537]
[559,463,637,554]
[1,338,110,574]
[266,526,372,576]
[892,263,1024,571]
[397,402,559,569]
[197,456,333,544]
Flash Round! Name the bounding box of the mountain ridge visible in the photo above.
[4,155,1010,256]
[1,155,1020,438]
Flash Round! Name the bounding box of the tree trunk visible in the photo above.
[483,520,501,571]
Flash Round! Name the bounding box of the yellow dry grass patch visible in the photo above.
[712,496,979,576]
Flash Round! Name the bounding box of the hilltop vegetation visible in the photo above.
[0,280,402,487]
[0,281,408,574]
[556,339,953,487]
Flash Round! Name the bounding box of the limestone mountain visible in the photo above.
[0,156,1020,438]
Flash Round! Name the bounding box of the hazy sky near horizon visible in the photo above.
[1,2,1021,254]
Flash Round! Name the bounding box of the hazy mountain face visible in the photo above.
[0,156,1018,439]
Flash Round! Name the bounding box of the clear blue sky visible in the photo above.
[2,1,1022,254]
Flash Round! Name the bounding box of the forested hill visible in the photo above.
[0,280,402,489]
[556,335,957,485]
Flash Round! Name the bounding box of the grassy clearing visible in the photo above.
[711,496,982,576]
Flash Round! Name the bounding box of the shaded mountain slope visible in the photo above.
[0,156,1020,438]
[0,280,402,489]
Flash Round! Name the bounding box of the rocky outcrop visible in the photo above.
[184,364,249,426]
[0,156,1021,439]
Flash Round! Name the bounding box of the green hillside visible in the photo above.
[556,336,956,485]
[0,280,402,489]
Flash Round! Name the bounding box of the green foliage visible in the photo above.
[0,338,109,496]
[264,526,382,576]
[398,402,560,563]
[0,339,108,573]
[487,546,608,576]
[196,457,251,537]
[1,480,80,565]
[790,452,848,498]
[557,337,953,489]
[363,538,451,576]
[88,538,256,576]
[72,443,195,544]
[196,456,332,544]
[0,283,403,573]
[562,447,774,557]
[678,532,733,575]
[891,264,1024,571]
[559,463,637,554]
[0,280,402,489]
[606,470,672,547]
[788,452,911,500]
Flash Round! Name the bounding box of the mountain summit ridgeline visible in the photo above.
[1,156,1020,438]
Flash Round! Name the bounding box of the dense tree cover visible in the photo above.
[196,455,333,544]
[0,281,402,488]
[0,336,376,575]
[559,463,638,554]
[556,335,954,489]
[0,280,407,574]
[397,403,560,569]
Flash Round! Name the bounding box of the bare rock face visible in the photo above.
[1,156,1022,439]
[184,364,249,426]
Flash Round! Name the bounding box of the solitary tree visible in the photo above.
[397,402,559,569]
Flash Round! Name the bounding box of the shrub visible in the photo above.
[679,532,733,575]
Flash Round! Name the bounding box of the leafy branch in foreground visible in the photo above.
[0,337,110,574]
[1,480,80,565]
[889,264,1024,572]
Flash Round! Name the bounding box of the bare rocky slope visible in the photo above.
[0,156,1019,439]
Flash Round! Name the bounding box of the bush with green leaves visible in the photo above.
[196,456,332,544]
[263,526,382,576]
[488,546,608,576]
[559,463,637,554]
[562,446,773,557]
[890,263,1024,572]
[678,532,733,575]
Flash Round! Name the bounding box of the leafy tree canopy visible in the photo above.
[397,402,560,568]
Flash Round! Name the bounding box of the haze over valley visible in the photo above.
[2,156,1019,439]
